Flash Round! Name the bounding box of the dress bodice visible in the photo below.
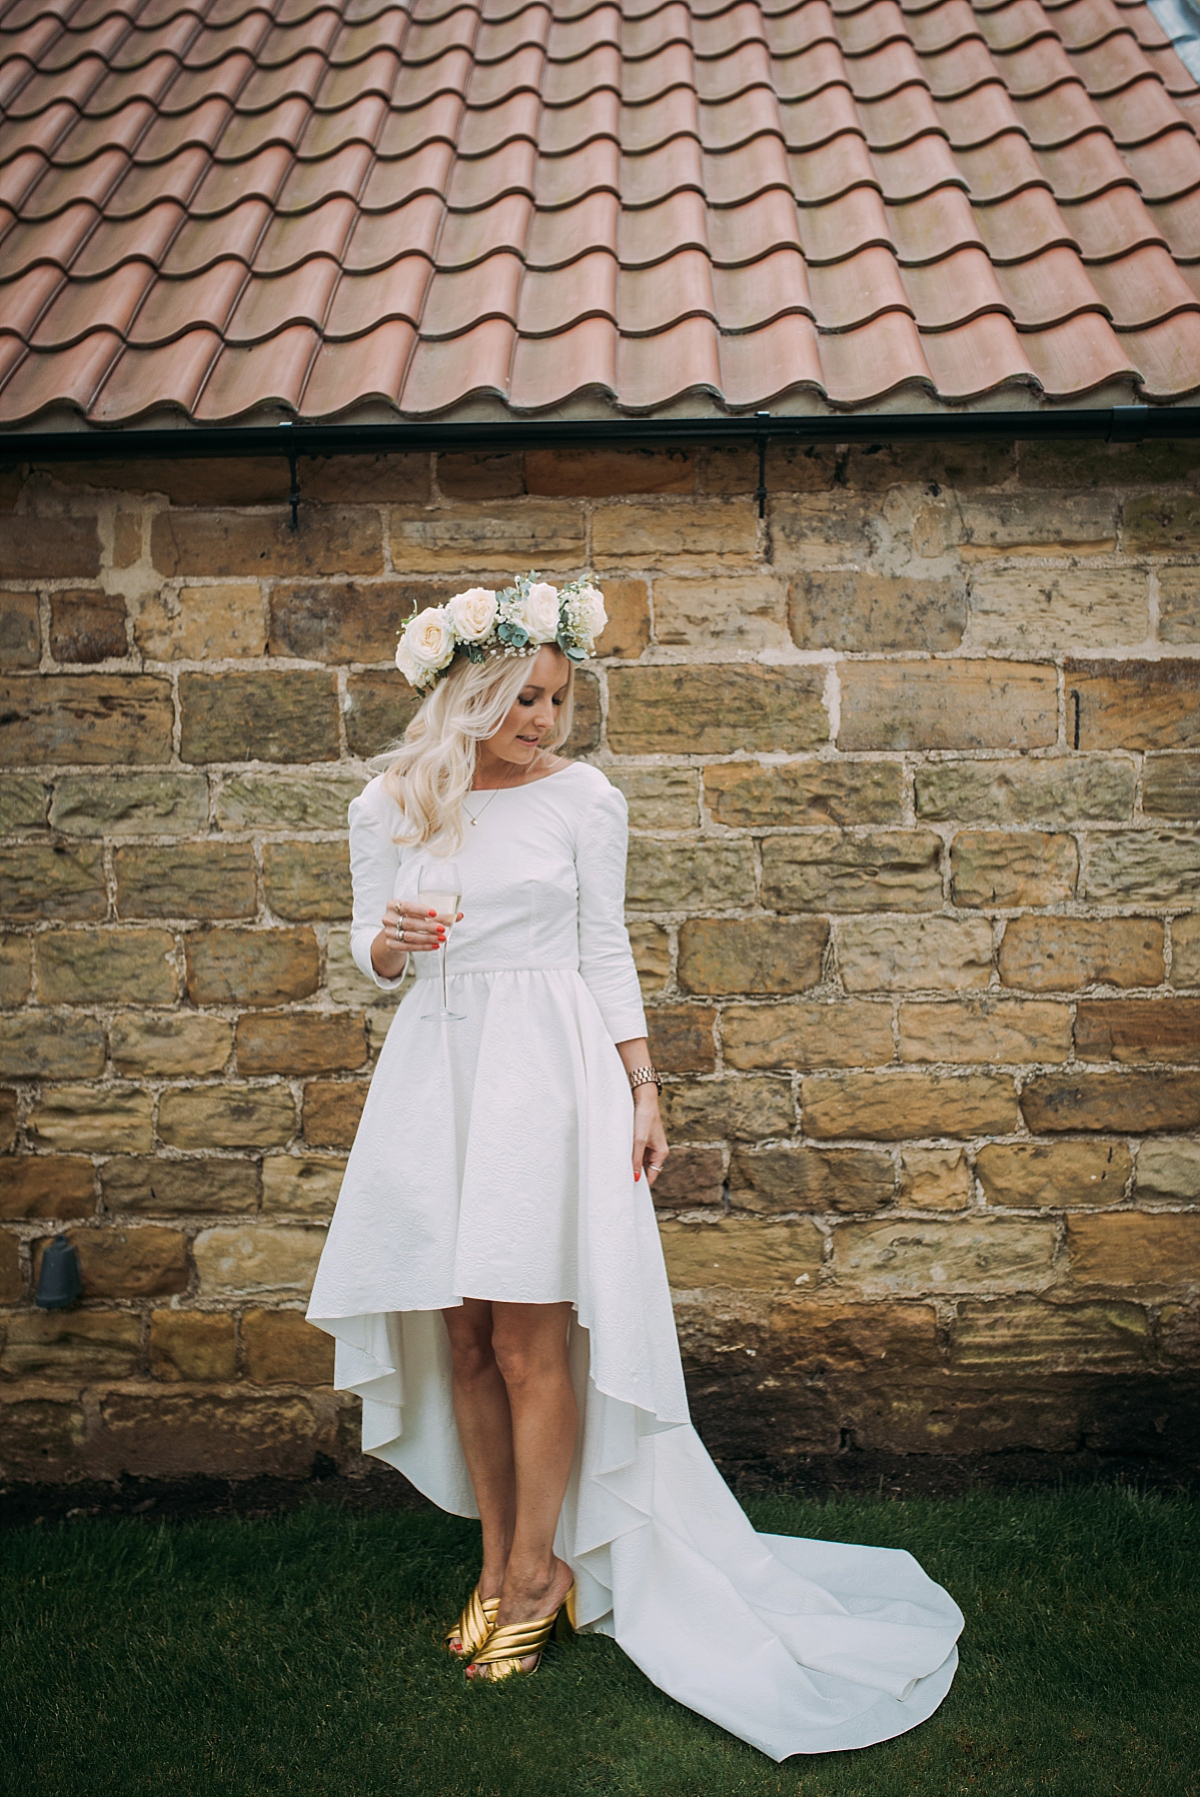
[347,760,646,1045]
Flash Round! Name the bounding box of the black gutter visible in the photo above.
[1,405,1198,465]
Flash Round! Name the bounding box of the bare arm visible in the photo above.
[616,1036,669,1189]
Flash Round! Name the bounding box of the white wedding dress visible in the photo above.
[306,761,962,1760]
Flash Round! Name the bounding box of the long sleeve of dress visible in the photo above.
[576,780,648,1044]
[348,779,407,991]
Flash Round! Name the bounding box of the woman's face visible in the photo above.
[483,646,570,767]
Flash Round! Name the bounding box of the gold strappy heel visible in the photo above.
[466,1583,577,1684]
[445,1585,500,1658]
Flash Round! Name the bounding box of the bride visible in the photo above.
[306,574,962,1759]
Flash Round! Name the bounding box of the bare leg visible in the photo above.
[442,1298,515,1650]
[467,1300,577,1677]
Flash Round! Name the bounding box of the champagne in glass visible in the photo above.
[419,860,464,1022]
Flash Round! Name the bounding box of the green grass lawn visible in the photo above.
[2,1486,1197,1797]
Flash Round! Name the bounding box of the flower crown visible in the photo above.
[394,572,607,694]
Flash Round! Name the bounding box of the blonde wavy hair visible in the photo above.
[376,647,575,853]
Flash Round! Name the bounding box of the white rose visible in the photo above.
[395,634,422,684]
[514,580,562,643]
[447,586,497,642]
[403,606,455,675]
[568,584,606,645]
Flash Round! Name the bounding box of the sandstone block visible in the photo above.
[629,921,670,990]
[654,575,790,653]
[0,1088,16,1153]
[647,1146,724,1210]
[342,671,423,756]
[791,570,965,652]
[50,456,289,507]
[610,767,699,830]
[0,1230,18,1301]
[677,918,827,994]
[180,670,341,765]
[998,915,1164,991]
[115,842,256,920]
[625,839,756,910]
[1067,1211,1200,1295]
[593,499,757,562]
[722,1001,893,1071]
[596,577,651,658]
[1159,1304,1200,1362]
[242,1307,334,1383]
[390,501,584,572]
[839,661,1057,752]
[97,1389,321,1478]
[1173,914,1200,986]
[1076,998,1200,1064]
[37,927,177,1005]
[898,999,1071,1064]
[704,760,905,828]
[728,1143,893,1213]
[236,1012,367,1076]
[527,447,695,497]
[135,582,264,661]
[262,840,351,921]
[646,1004,716,1073]
[1157,567,1200,643]
[1067,659,1200,751]
[1135,1139,1200,1203]
[436,450,525,498]
[302,1080,367,1147]
[49,590,127,664]
[1143,753,1199,820]
[916,755,1136,824]
[565,669,600,756]
[769,493,874,569]
[1021,1071,1200,1133]
[1122,490,1200,553]
[149,1310,237,1382]
[186,927,320,1006]
[194,1223,325,1298]
[608,664,827,755]
[899,1147,971,1211]
[837,917,994,993]
[0,1396,87,1474]
[0,1310,142,1382]
[0,773,47,832]
[110,1012,233,1077]
[976,1140,1132,1209]
[803,1071,1018,1139]
[302,452,430,505]
[267,581,436,664]
[0,674,173,767]
[950,830,1077,908]
[832,1217,1055,1294]
[966,569,1149,651]
[947,491,1116,554]
[158,1085,296,1150]
[217,772,363,832]
[0,935,30,1005]
[0,1012,105,1079]
[661,1077,795,1142]
[45,1225,188,1297]
[0,843,106,922]
[766,1298,941,1372]
[0,590,39,666]
[50,772,209,837]
[261,1156,347,1217]
[152,508,381,579]
[660,1216,824,1290]
[950,1299,1148,1370]
[1083,831,1200,905]
[761,830,943,912]
[0,515,99,578]
[845,439,1015,490]
[29,1085,153,1152]
[0,1156,94,1219]
[1023,437,1200,488]
[102,1156,260,1215]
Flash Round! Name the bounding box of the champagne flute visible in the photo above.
[418,860,464,1022]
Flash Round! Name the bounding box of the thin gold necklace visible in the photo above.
[466,754,531,826]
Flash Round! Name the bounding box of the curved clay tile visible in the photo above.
[618,245,715,334]
[623,133,704,207]
[712,243,813,326]
[1086,241,1200,325]
[698,38,778,104]
[618,187,708,264]
[936,80,1027,147]
[1095,77,1191,143]
[888,183,981,261]
[901,242,1011,326]
[51,94,154,160]
[718,309,824,402]
[0,259,64,335]
[439,192,531,266]
[360,139,455,208]
[104,146,208,215]
[181,15,275,72]
[402,8,479,68]
[0,197,98,277]
[316,45,401,110]
[992,33,1080,94]
[1021,307,1136,393]
[773,38,851,100]
[1070,31,1162,94]
[808,240,911,325]
[546,4,621,64]
[418,252,524,337]
[539,86,620,153]
[954,130,1050,199]
[1121,308,1200,395]
[15,142,126,214]
[195,320,318,417]
[6,52,105,114]
[905,0,985,57]
[764,3,841,63]
[0,147,47,211]
[695,0,770,59]
[0,323,120,420]
[400,314,516,413]
[1060,182,1166,256]
[276,142,373,213]
[525,189,618,265]
[374,93,462,161]
[1040,0,1125,53]
[342,190,441,268]
[155,52,254,115]
[509,313,617,407]
[617,312,722,407]
[535,136,619,207]
[1036,130,1137,199]
[457,89,541,157]
[623,2,693,62]
[843,39,928,102]
[299,315,415,414]
[787,129,876,202]
[298,92,385,155]
[777,81,862,147]
[856,83,942,146]
[161,195,269,273]
[475,3,552,66]
[323,256,433,336]
[992,241,1107,324]
[1146,189,1200,257]
[446,136,536,207]
[974,185,1078,260]
[70,197,184,275]
[133,95,233,161]
[920,37,1006,98]
[328,8,411,67]
[128,258,247,343]
[919,309,1038,397]
[708,184,802,262]
[29,256,153,343]
[625,83,699,152]
[467,43,546,109]
[706,130,792,203]
[818,307,933,401]
[517,248,617,332]
[253,195,356,273]
[188,142,293,215]
[541,41,619,106]
[1140,41,1200,96]
[0,96,77,162]
[226,255,341,341]
[871,132,965,199]
[836,0,910,55]
[797,180,891,260]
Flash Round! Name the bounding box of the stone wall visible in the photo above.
[1,436,1197,1483]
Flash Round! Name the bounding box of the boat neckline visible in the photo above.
[469,761,583,794]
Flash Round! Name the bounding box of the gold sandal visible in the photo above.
[445,1585,500,1658]
[466,1583,577,1684]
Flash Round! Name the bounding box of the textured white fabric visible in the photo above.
[307,761,962,1760]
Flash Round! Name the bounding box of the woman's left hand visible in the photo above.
[633,1087,669,1188]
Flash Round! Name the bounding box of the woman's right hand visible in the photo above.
[370,900,462,979]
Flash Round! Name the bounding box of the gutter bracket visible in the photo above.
[1110,405,1148,443]
[755,412,769,519]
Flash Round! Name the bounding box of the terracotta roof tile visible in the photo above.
[5,0,1200,424]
